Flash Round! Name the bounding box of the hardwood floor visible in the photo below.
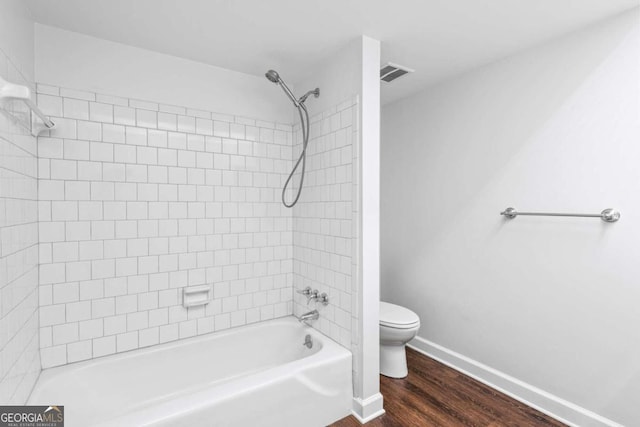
[331,348,566,427]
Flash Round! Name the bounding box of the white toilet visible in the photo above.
[379,301,420,378]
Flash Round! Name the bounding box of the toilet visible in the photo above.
[379,301,420,378]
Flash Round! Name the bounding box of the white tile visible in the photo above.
[148,130,168,147]
[114,183,137,201]
[114,144,136,163]
[159,324,178,343]
[126,164,147,183]
[115,295,138,314]
[39,137,63,159]
[90,141,114,162]
[41,345,67,368]
[80,279,104,300]
[196,118,213,135]
[137,146,157,165]
[103,201,127,220]
[65,260,91,281]
[92,259,115,279]
[126,127,147,145]
[50,159,77,180]
[137,110,157,128]
[130,99,158,110]
[137,184,157,201]
[65,181,91,200]
[79,319,103,340]
[104,315,126,335]
[148,166,168,183]
[213,121,230,137]
[91,221,115,240]
[40,304,66,326]
[64,98,89,120]
[139,327,159,347]
[92,298,116,318]
[114,106,136,125]
[77,121,102,141]
[50,118,77,139]
[127,311,148,331]
[37,83,60,95]
[96,93,127,106]
[78,161,102,181]
[66,301,91,322]
[67,340,92,363]
[168,132,186,149]
[60,88,95,101]
[177,116,196,133]
[158,113,176,131]
[91,182,115,201]
[103,163,126,182]
[53,323,78,345]
[157,149,177,166]
[79,201,102,220]
[52,241,78,262]
[116,331,138,352]
[64,139,90,160]
[40,222,65,244]
[38,94,63,116]
[79,241,104,260]
[93,336,116,357]
[159,104,185,115]
[89,102,113,123]
[102,124,125,143]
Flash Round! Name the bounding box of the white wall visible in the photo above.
[293,36,383,422]
[0,0,41,404]
[0,0,34,82]
[381,9,639,427]
[34,25,292,124]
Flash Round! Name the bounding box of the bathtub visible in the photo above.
[28,317,353,427]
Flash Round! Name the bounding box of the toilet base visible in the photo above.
[380,344,408,378]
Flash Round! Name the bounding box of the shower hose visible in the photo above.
[282,102,310,208]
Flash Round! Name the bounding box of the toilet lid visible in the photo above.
[380,302,420,328]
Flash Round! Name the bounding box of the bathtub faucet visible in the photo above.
[297,310,319,323]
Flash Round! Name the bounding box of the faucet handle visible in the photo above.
[307,289,319,305]
[296,286,312,296]
[317,292,329,306]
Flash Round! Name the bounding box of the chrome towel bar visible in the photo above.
[500,207,620,223]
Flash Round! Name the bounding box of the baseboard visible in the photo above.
[408,337,623,427]
[351,393,385,424]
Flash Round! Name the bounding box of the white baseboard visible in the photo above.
[408,337,623,427]
[351,393,385,424]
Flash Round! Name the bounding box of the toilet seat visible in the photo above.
[380,302,420,329]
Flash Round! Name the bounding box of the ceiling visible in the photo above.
[26,0,639,105]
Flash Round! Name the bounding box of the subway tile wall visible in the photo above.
[36,84,294,368]
[0,53,41,403]
[291,97,360,380]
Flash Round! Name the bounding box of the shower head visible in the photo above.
[265,69,280,83]
[265,69,299,107]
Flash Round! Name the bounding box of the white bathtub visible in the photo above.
[28,317,353,427]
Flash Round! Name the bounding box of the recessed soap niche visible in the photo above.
[182,285,213,308]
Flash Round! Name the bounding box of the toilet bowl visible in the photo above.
[379,301,420,378]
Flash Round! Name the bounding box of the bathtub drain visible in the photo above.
[303,334,313,349]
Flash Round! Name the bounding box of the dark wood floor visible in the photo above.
[331,348,566,427]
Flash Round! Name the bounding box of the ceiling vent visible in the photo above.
[380,63,414,82]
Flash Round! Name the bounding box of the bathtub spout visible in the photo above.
[297,310,319,323]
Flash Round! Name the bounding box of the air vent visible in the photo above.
[380,63,414,82]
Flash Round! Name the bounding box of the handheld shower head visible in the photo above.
[265,69,280,83]
[265,69,299,107]
[264,69,320,208]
